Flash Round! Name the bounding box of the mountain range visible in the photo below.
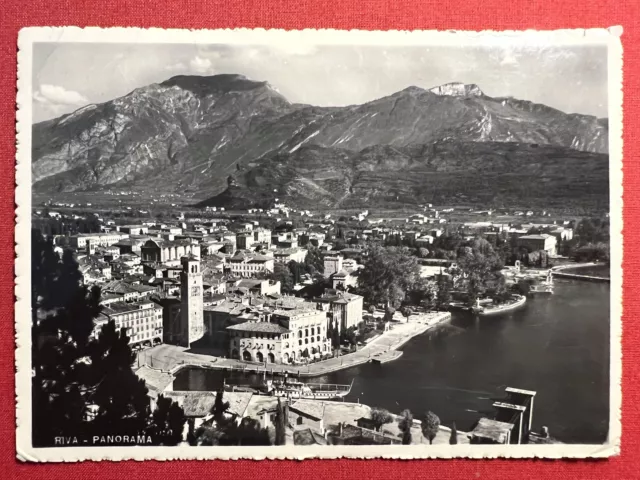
[32,74,609,210]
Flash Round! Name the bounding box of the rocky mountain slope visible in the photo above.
[32,75,609,209]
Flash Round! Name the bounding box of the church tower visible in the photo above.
[180,255,204,347]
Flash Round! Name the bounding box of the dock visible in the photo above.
[370,351,403,365]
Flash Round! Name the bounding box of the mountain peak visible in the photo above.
[160,74,271,96]
[429,82,484,97]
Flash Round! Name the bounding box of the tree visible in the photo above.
[434,274,452,311]
[449,422,458,445]
[400,306,412,318]
[341,326,358,347]
[90,321,152,441]
[367,305,376,315]
[31,229,187,447]
[269,263,294,293]
[421,411,441,445]
[275,398,287,445]
[288,260,303,284]
[212,388,230,423]
[418,247,430,258]
[358,246,422,308]
[331,325,341,350]
[304,247,324,275]
[370,407,393,432]
[456,238,506,306]
[398,409,413,445]
[383,306,395,323]
[148,395,187,446]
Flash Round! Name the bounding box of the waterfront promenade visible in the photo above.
[136,311,451,379]
[551,263,610,283]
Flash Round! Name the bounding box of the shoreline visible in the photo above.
[551,263,610,283]
[136,312,452,383]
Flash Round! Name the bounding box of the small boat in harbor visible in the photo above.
[527,271,555,295]
[264,378,353,400]
[472,295,527,316]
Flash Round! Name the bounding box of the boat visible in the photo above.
[528,272,554,295]
[472,295,527,316]
[264,378,353,400]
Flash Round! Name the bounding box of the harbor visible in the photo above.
[137,311,452,379]
[170,277,610,444]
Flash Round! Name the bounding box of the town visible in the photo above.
[31,195,609,446]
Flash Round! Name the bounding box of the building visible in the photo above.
[331,269,358,290]
[323,255,343,278]
[273,248,308,264]
[272,232,298,248]
[118,225,149,235]
[468,387,538,445]
[516,234,558,255]
[236,232,255,251]
[140,239,201,264]
[228,279,281,296]
[70,232,129,249]
[227,251,274,277]
[253,228,272,247]
[97,299,163,347]
[178,256,205,347]
[315,292,363,331]
[227,309,331,364]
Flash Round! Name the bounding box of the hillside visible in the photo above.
[32,75,609,209]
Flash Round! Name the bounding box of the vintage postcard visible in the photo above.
[15,27,622,461]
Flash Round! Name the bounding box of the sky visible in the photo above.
[31,42,608,123]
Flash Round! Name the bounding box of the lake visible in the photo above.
[174,276,611,444]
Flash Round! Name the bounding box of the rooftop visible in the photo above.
[518,234,553,240]
[469,418,514,443]
[134,366,174,396]
[226,321,290,334]
[290,399,325,421]
[165,391,254,418]
[102,300,159,315]
[294,428,328,446]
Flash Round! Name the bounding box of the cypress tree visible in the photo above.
[275,398,286,445]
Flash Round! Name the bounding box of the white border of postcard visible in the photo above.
[15,26,623,461]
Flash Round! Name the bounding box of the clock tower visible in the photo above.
[180,255,204,347]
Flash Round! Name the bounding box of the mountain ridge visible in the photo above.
[31,74,609,210]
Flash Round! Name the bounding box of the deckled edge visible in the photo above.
[14,26,623,462]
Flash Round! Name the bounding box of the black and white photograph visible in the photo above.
[15,27,622,461]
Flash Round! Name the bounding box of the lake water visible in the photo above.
[174,276,611,444]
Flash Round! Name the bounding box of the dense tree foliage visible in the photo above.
[31,229,185,447]
[449,422,458,445]
[421,411,441,445]
[398,409,414,445]
[454,238,508,305]
[370,408,393,432]
[358,246,422,308]
[275,398,287,446]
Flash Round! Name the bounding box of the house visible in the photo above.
[227,251,275,277]
[273,248,308,264]
[516,234,558,255]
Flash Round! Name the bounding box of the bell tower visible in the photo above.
[180,255,204,347]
